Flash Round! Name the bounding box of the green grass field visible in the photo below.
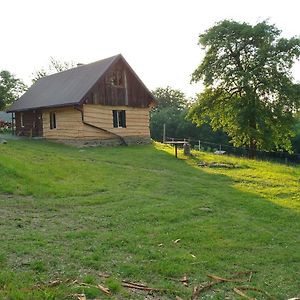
[0,139,299,299]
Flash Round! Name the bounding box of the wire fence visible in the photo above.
[165,136,300,165]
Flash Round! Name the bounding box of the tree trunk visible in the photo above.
[248,93,257,159]
[249,139,257,159]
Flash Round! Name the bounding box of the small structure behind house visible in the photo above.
[0,111,12,132]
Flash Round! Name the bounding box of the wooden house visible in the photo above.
[7,54,156,145]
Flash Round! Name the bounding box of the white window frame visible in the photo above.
[50,112,57,130]
[20,113,24,128]
[113,110,126,128]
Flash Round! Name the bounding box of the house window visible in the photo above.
[92,92,98,104]
[50,112,56,129]
[107,71,123,87]
[20,113,24,128]
[112,110,126,128]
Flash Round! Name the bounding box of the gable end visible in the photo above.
[81,56,155,108]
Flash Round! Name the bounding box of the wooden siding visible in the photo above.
[42,105,150,140]
[15,110,43,137]
[84,58,153,108]
[83,105,150,138]
[43,107,84,139]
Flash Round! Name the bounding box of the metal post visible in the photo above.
[11,113,15,135]
[175,144,178,158]
[11,113,13,135]
[198,140,201,151]
[163,123,166,143]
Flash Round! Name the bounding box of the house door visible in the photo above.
[33,110,43,137]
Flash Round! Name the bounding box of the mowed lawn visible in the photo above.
[0,139,299,299]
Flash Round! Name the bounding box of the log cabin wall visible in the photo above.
[83,104,150,138]
[43,107,114,140]
[42,107,84,139]
[42,105,150,140]
[15,110,43,137]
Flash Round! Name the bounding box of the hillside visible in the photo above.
[0,139,299,299]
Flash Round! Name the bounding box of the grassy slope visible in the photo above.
[0,140,299,299]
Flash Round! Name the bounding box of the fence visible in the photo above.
[165,136,300,164]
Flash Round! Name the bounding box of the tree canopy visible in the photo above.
[0,70,27,110]
[189,20,300,157]
[150,87,187,140]
[32,57,76,82]
[152,86,187,111]
[150,86,228,145]
[292,114,300,153]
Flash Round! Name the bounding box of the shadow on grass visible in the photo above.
[152,144,300,294]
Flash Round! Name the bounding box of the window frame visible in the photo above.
[49,112,57,130]
[107,70,124,87]
[92,91,99,104]
[112,110,126,128]
[20,112,24,128]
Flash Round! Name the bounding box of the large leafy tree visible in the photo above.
[292,115,300,153]
[0,70,27,110]
[189,20,300,157]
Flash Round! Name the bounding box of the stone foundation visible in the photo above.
[125,136,152,145]
[51,136,152,147]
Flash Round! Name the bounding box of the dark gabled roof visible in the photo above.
[7,54,121,112]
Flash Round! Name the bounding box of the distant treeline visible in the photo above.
[149,87,300,163]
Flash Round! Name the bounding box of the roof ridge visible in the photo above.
[77,54,122,104]
[35,54,121,82]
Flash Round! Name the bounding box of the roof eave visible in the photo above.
[6,102,80,113]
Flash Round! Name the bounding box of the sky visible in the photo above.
[1,0,300,97]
